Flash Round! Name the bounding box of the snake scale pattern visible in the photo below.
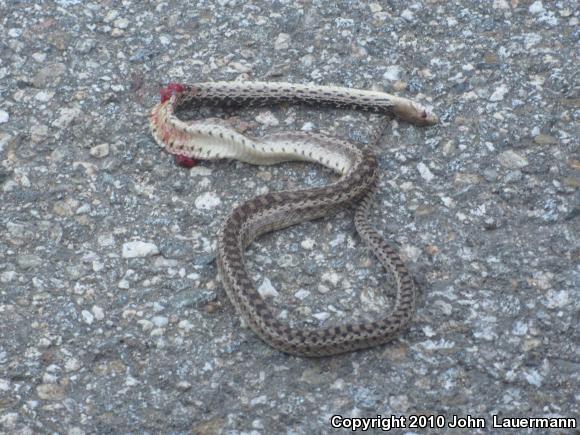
[149,81,437,356]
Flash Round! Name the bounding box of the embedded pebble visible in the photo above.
[81,310,94,324]
[90,143,110,158]
[194,192,221,210]
[0,110,9,124]
[274,33,290,50]
[499,150,529,169]
[91,306,105,321]
[151,316,168,327]
[52,107,82,129]
[321,271,341,286]
[17,255,43,269]
[0,271,17,283]
[294,289,310,300]
[528,1,544,14]
[36,384,66,401]
[489,84,509,101]
[382,65,401,81]
[122,241,160,258]
[313,312,330,321]
[114,18,129,29]
[417,162,435,182]
[257,278,279,299]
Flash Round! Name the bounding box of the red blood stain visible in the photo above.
[174,154,197,168]
[160,83,185,103]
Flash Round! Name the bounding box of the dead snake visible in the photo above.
[149,81,437,356]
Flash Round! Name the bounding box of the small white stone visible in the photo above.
[433,300,453,315]
[137,319,154,331]
[81,310,94,324]
[274,33,291,50]
[0,110,9,124]
[382,65,401,81]
[52,106,82,128]
[8,28,22,37]
[512,321,528,335]
[92,305,105,321]
[401,244,421,262]
[90,143,110,158]
[118,279,130,289]
[32,52,47,62]
[301,54,314,67]
[65,358,80,372]
[194,192,221,210]
[151,316,168,327]
[0,271,16,283]
[189,166,212,177]
[114,17,129,29]
[250,395,267,406]
[125,376,139,386]
[229,62,252,73]
[401,9,414,21]
[369,3,382,13]
[313,312,330,321]
[178,320,194,331]
[317,284,330,294]
[294,289,310,300]
[252,419,264,429]
[0,412,18,429]
[177,381,192,390]
[528,1,544,14]
[0,379,10,391]
[257,277,279,298]
[104,10,118,22]
[322,271,341,286]
[35,90,54,102]
[441,196,456,208]
[301,122,315,132]
[122,241,159,258]
[545,290,569,309]
[417,162,435,182]
[329,233,345,248]
[301,238,315,250]
[98,234,115,247]
[422,326,436,337]
[75,204,91,215]
[523,368,543,386]
[489,84,509,101]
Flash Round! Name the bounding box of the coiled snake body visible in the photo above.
[149,81,437,356]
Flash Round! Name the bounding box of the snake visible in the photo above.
[149,81,437,357]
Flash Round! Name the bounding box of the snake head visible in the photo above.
[160,83,186,103]
[393,100,438,126]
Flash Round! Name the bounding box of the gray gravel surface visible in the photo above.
[1,0,579,434]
